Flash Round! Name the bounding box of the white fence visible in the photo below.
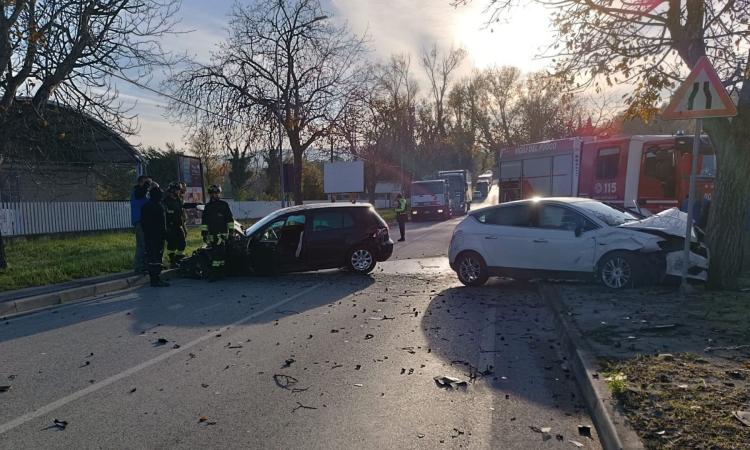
[0,200,331,237]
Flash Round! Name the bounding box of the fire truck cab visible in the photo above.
[498,135,715,214]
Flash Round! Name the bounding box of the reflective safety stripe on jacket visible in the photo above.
[395,198,407,214]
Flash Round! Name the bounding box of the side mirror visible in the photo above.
[574,225,583,237]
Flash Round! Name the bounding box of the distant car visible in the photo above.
[448,197,708,289]
[244,203,393,275]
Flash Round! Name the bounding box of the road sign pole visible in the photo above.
[681,118,702,292]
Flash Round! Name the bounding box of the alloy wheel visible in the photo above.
[601,256,632,289]
[459,255,482,283]
[351,249,373,271]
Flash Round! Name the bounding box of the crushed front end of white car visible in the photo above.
[618,207,709,281]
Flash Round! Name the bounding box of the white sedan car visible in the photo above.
[448,197,709,289]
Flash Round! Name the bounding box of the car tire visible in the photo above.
[348,246,376,274]
[597,251,641,289]
[455,251,489,287]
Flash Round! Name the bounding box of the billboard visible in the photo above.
[324,160,364,194]
[177,155,204,203]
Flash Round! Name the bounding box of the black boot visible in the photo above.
[150,275,170,287]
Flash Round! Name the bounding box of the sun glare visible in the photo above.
[454,4,553,72]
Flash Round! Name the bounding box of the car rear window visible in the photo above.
[474,204,532,227]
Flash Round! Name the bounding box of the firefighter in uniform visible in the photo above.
[394,193,407,242]
[201,185,235,281]
[164,183,187,268]
[141,184,169,287]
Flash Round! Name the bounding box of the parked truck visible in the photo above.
[498,135,715,214]
[438,170,472,215]
[410,180,451,221]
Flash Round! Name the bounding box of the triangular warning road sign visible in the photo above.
[663,56,737,120]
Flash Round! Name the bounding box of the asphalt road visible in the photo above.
[0,185,601,449]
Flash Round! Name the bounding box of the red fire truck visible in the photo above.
[498,135,716,214]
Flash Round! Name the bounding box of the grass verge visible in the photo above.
[603,353,750,449]
[0,229,203,292]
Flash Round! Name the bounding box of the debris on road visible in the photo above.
[154,338,169,346]
[433,375,468,390]
[53,419,68,430]
[364,334,374,340]
[353,383,364,387]
[282,358,295,368]
[577,425,592,438]
[569,439,584,448]
[273,374,308,393]
[417,433,425,438]
[292,402,317,412]
[198,416,217,425]
[0,385,11,392]
[451,428,464,438]
[129,388,137,394]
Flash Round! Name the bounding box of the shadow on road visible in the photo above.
[0,271,375,344]
[420,278,590,421]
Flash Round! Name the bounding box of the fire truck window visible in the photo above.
[479,204,533,227]
[553,154,572,175]
[595,147,620,179]
[500,161,521,179]
[643,148,676,197]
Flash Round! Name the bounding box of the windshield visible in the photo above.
[412,181,445,195]
[244,208,288,237]
[576,201,638,226]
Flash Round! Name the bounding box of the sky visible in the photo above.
[122,0,554,149]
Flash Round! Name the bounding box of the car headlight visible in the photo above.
[437,209,443,213]
[412,210,418,214]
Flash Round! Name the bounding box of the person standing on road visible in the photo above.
[130,175,152,273]
[394,193,407,242]
[164,183,187,268]
[141,184,169,287]
[201,185,235,281]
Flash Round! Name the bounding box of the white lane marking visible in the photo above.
[0,282,325,435]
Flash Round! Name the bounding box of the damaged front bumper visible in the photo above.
[664,248,709,281]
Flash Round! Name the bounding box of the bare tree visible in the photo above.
[421,44,467,137]
[168,0,368,204]
[0,0,180,137]
[463,0,750,288]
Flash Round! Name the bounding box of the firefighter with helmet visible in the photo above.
[201,184,235,281]
[164,182,187,268]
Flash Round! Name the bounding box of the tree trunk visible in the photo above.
[705,107,750,289]
[292,149,303,205]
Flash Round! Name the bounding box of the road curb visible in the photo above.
[538,283,644,450]
[0,269,179,319]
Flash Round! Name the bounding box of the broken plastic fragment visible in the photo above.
[433,375,468,389]
[0,385,11,393]
[353,383,364,387]
[53,419,68,430]
[569,440,584,448]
